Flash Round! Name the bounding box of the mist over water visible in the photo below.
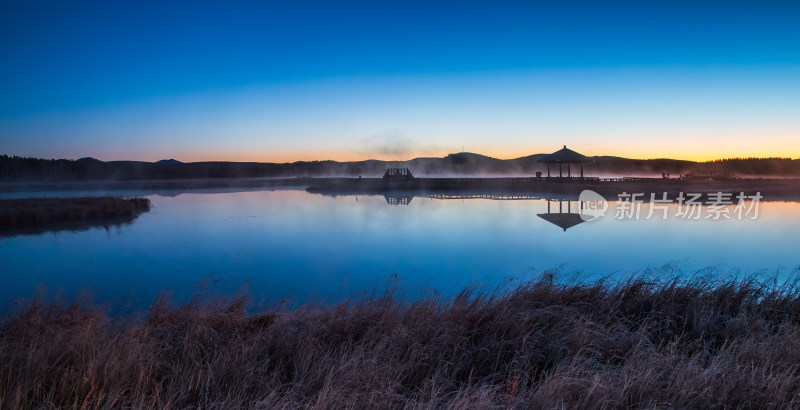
[0,188,798,310]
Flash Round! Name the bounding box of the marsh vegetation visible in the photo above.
[3,274,800,408]
[0,196,150,226]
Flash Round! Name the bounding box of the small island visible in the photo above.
[0,196,151,235]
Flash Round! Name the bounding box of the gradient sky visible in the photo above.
[1,0,799,162]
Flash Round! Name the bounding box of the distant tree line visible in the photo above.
[1,154,798,181]
[703,157,800,176]
[0,155,363,181]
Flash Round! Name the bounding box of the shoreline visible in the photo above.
[307,177,800,202]
[2,177,799,201]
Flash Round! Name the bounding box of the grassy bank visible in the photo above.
[0,196,151,227]
[3,275,800,408]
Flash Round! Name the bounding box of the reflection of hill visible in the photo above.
[3,153,798,181]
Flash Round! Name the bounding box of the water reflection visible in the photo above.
[537,199,586,232]
[384,194,413,205]
[0,215,145,238]
[0,188,798,310]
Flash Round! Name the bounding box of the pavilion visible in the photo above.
[383,167,414,181]
[538,145,590,179]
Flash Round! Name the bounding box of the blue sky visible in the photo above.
[1,0,799,161]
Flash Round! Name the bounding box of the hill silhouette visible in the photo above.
[0,153,797,181]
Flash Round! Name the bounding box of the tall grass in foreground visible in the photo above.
[3,274,800,409]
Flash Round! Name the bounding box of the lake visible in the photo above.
[1,188,798,310]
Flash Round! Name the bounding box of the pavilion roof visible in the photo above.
[537,212,585,231]
[538,146,589,163]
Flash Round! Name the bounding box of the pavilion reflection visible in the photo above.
[536,198,586,232]
[384,194,413,205]
[382,192,591,232]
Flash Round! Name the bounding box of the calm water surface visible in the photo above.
[1,189,799,309]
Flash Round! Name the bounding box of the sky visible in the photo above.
[1,0,799,162]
